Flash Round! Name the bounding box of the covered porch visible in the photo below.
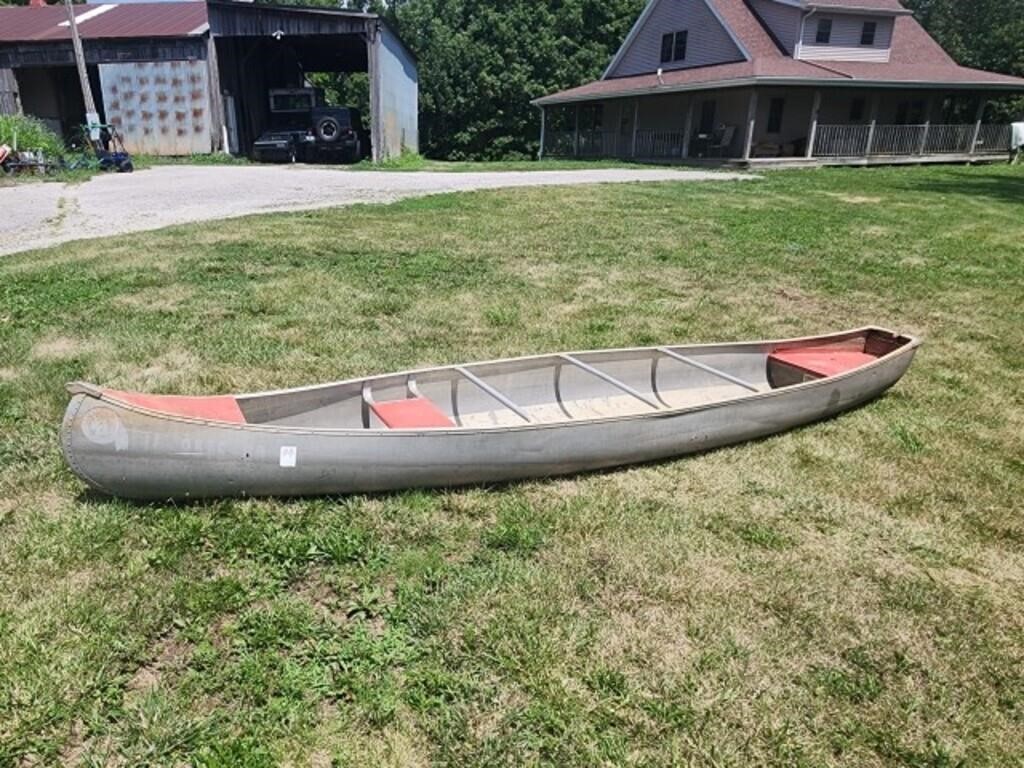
[538,86,1016,166]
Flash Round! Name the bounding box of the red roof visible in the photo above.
[536,0,1024,104]
[710,0,781,58]
[0,2,208,43]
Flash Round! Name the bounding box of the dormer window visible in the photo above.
[815,19,833,44]
[860,21,877,46]
[660,30,689,63]
[796,12,892,62]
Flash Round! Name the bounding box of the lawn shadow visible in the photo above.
[899,169,1024,206]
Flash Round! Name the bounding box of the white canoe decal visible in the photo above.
[279,446,298,468]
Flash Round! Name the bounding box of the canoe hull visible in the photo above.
[62,338,917,500]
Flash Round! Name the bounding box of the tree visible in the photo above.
[392,0,644,159]
[901,0,1024,120]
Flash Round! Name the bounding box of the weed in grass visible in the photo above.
[735,521,795,551]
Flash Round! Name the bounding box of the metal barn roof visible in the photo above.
[0,3,209,42]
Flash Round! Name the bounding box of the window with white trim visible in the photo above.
[815,18,833,44]
[860,21,877,46]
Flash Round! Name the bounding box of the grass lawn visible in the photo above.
[347,155,653,172]
[1,165,1022,767]
[142,154,652,173]
[0,156,647,190]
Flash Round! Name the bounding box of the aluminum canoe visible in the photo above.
[61,326,920,500]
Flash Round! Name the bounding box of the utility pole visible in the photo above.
[64,0,100,139]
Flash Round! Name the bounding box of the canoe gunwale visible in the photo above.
[226,325,893,400]
[65,327,921,437]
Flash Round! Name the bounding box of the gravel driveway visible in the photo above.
[0,165,749,256]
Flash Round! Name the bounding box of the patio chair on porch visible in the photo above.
[707,125,736,158]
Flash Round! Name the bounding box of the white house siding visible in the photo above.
[797,14,893,62]
[747,0,801,54]
[608,0,744,78]
[99,60,214,155]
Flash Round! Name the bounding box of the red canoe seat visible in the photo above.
[104,390,247,423]
[768,347,878,379]
[370,397,455,429]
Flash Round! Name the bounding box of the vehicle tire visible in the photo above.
[315,116,341,144]
[117,158,134,173]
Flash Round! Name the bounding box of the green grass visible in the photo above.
[1,165,1022,767]
[135,153,253,169]
[138,152,642,173]
[1,152,656,188]
[350,153,649,172]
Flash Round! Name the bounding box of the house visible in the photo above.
[533,0,1024,165]
[0,0,417,160]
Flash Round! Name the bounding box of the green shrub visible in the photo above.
[0,114,65,157]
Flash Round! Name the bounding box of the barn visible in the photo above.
[0,0,418,161]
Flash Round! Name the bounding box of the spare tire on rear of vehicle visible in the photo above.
[314,116,341,143]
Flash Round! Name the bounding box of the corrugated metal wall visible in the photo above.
[371,23,418,158]
[747,0,801,54]
[797,14,892,63]
[607,0,744,79]
[99,59,214,154]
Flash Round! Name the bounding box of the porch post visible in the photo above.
[969,98,987,155]
[538,106,546,160]
[742,89,758,161]
[917,95,933,155]
[631,98,640,157]
[573,104,580,157]
[866,94,879,155]
[805,89,821,159]
[681,98,694,159]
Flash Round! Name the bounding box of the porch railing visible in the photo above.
[545,124,1013,161]
[813,124,1013,158]
[634,130,686,158]
[544,129,688,158]
[545,130,625,157]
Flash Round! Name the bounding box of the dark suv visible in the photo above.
[252,88,370,164]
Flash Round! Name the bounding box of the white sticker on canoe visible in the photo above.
[279,446,297,468]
